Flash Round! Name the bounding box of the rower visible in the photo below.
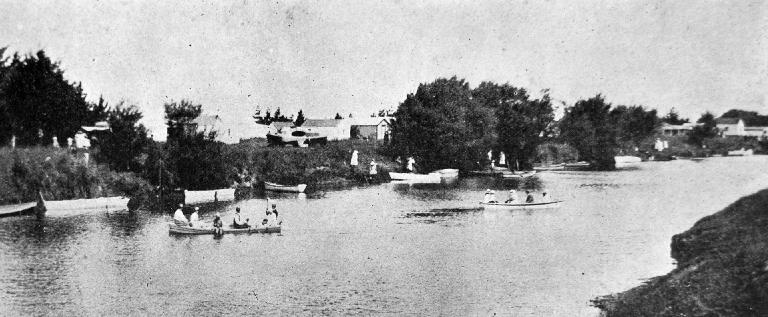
[270,203,282,226]
[189,207,201,227]
[525,191,534,203]
[483,189,498,203]
[541,192,552,203]
[505,189,518,203]
[173,203,188,226]
[212,212,224,236]
[232,207,250,229]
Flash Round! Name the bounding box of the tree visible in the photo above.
[97,102,150,172]
[558,95,618,169]
[335,113,343,119]
[0,50,92,146]
[688,111,718,146]
[492,88,555,170]
[611,105,660,148]
[661,108,689,125]
[721,109,768,126]
[389,77,494,171]
[295,109,306,126]
[164,100,202,140]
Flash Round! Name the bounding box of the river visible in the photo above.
[1,156,768,316]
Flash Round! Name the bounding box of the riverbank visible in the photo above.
[593,187,768,316]
[0,147,152,205]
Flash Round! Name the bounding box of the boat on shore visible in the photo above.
[533,164,565,171]
[264,182,307,193]
[168,224,281,235]
[184,188,236,205]
[389,172,442,184]
[480,200,563,210]
[36,192,130,218]
[727,148,754,156]
[0,202,36,218]
[615,155,642,168]
[501,170,537,179]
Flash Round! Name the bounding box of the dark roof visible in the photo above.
[715,117,741,125]
[303,119,342,127]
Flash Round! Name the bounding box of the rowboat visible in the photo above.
[0,202,36,218]
[533,164,564,171]
[480,200,563,210]
[264,182,307,193]
[184,188,236,205]
[389,172,442,184]
[36,192,130,218]
[501,171,537,179]
[614,155,642,168]
[168,224,281,235]
[433,168,459,178]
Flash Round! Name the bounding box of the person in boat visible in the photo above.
[173,203,189,227]
[232,207,250,229]
[541,192,551,203]
[212,212,224,235]
[505,189,519,203]
[525,191,534,203]
[483,189,498,203]
[406,157,416,173]
[189,207,201,227]
[269,203,282,226]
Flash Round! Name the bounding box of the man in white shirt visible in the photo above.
[173,204,188,227]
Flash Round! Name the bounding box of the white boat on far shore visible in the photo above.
[389,172,442,184]
[480,200,563,210]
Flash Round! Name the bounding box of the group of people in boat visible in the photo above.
[483,189,552,204]
[173,202,282,234]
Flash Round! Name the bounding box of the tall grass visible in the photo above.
[0,147,152,204]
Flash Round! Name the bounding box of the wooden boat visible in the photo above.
[533,164,564,171]
[614,155,642,168]
[388,172,442,184]
[184,188,236,205]
[169,224,281,235]
[480,200,563,210]
[501,170,537,179]
[727,148,754,156]
[0,202,36,218]
[36,192,130,218]
[264,182,307,193]
[433,168,459,178]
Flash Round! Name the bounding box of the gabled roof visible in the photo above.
[270,121,294,130]
[715,117,742,125]
[303,119,343,127]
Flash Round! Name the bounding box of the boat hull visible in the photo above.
[36,194,130,217]
[480,200,562,210]
[169,224,281,235]
[264,182,307,193]
[184,188,236,205]
[388,172,442,183]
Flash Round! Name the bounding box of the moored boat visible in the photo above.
[168,224,281,235]
[264,182,307,193]
[388,172,442,184]
[501,170,537,179]
[184,188,236,205]
[533,164,565,171]
[480,200,563,210]
[36,192,130,218]
[0,202,36,218]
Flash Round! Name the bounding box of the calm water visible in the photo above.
[2,156,768,316]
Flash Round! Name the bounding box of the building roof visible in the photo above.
[352,116,394,126]
[303,119,343,127]
[715,117,742,125]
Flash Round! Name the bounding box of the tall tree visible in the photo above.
[164,100,202,140]
[688,111,719,146]
[0,50,91,146]
[558,95,618,169]
[661,108,689,125]
[98,102,150,172]
[295,109,306,126]
[611,105,660,147]
[492,87,555,170]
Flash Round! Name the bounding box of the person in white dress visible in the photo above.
[350,150,359,171]
[173,204,188,227]
[406,157,416,172]
[189,207,201,227]
[505,189,518,203]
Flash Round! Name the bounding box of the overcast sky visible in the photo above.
[1,0,766,140]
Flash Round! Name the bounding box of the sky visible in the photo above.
[1,0,766,140]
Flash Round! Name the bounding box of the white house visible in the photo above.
[744,126,768,139]
[715,117,745,137]
[191,114,238,144]
[351,117,394,140]
[302,118,351,141]
[661,122,696,136]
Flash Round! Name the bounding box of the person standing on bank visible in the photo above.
[350,149,359,172]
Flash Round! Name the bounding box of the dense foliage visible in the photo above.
[661,108,689,125]
[558,95,618,169]
[688,111,718,146]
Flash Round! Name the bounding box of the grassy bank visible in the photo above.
[593,188,768,316]
[0,147,152,205]
[223,139,396,191]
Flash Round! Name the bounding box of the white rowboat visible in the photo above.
[264,182,307,193]
[480,200,563,210]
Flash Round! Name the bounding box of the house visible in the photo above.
[301,118,351,141]
[744,126,768,139]
[267,121,294,135]
[351,117,394,140]
[187,114,238,144]
[715,118,745,137]
[661,122,696,136]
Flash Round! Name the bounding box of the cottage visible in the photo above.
[301,119,351,141]
[187,114,238,144]
[661,122,696,136]
[715,118,745,137]
[351,117,394,140]
[267,121,294,135]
